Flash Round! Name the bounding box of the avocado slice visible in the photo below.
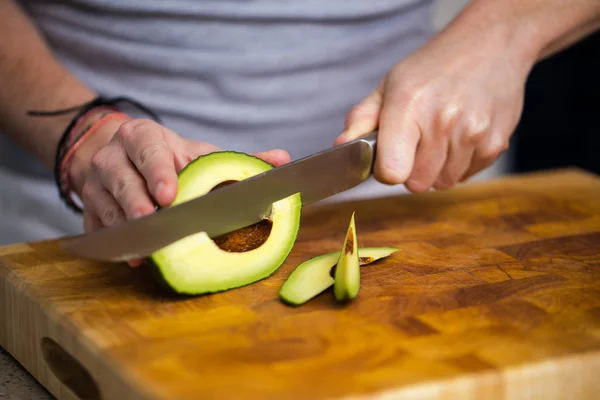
[333,212,360,301]
[149,151,302,295]
[279,247,399,305]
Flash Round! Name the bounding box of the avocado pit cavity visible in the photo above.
[209,179,272,252]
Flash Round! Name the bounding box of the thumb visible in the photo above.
[334,84,384,146]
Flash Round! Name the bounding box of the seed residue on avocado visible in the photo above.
[345,226,355,254]
[208,179,273,252]
[213,220,273,252]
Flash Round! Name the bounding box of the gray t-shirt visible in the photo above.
[2,0,435,177]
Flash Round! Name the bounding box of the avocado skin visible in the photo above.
[144,226,302,295]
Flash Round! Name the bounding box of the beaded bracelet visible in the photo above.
[27,96,161,213]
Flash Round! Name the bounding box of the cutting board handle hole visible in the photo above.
[40,337,102,400]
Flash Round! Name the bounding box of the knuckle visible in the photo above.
[464,114,491,145]
[137,141,166,168]
[100,207,117,225]
[90,151,107,172]
[117,119,154,142]
[116,120,138,141]
[111,176,128,202]
[465,129,486,146]
[437,104,461,137]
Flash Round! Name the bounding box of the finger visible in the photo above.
[117,119,178,207]
[91,145,156,219]
[334,85,383,146]
[83,210,102,233]
[434,111,490,190]
[433,139,475,190]
[404,135,449,193]
[403,101,459,192]
[81,181,126,228]
[460,130,508,183]
[252,149,291,167]
[372,88,422,185]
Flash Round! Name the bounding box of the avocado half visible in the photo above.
[148,151,302,295]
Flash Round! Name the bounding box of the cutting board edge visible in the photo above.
[0,266,159,400]
[345,349,600,400]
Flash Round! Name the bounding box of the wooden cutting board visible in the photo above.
[2,168,600,400]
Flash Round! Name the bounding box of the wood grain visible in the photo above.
[1,168,600,400]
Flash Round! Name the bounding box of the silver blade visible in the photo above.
[59,131,378,262]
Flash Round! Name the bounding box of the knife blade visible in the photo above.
[59,131,378,262]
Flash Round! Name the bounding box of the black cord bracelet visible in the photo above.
[27,95,162,213]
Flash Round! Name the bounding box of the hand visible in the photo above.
[69,116,290,266]
[334,19,534,193]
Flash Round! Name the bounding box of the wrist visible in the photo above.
[460,0,600,65]
[438,0,545,78]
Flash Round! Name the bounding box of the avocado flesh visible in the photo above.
[279,247,399,305]
[333,212,360,301]
[149,151,302,295]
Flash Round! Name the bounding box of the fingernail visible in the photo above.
[155,181,165,197]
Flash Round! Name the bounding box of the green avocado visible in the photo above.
[279,246,400,305]
[148,151,302,295]
[333,212,360,301]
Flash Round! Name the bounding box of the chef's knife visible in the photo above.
[59,131,378,262]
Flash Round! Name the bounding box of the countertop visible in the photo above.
[0,347,52,400]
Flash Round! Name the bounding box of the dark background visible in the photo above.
[510,30,600,176]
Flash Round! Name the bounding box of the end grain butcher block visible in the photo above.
[2,168,600,400]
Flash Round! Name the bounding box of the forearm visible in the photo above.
[0,0,98,170]
[441,0,600,68]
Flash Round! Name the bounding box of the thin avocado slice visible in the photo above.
[149,151,302,295]
[279,247,399,305]
[333,212,360,301]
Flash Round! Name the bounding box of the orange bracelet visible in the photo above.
[66,106,118,148]
[59,112,132,210]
